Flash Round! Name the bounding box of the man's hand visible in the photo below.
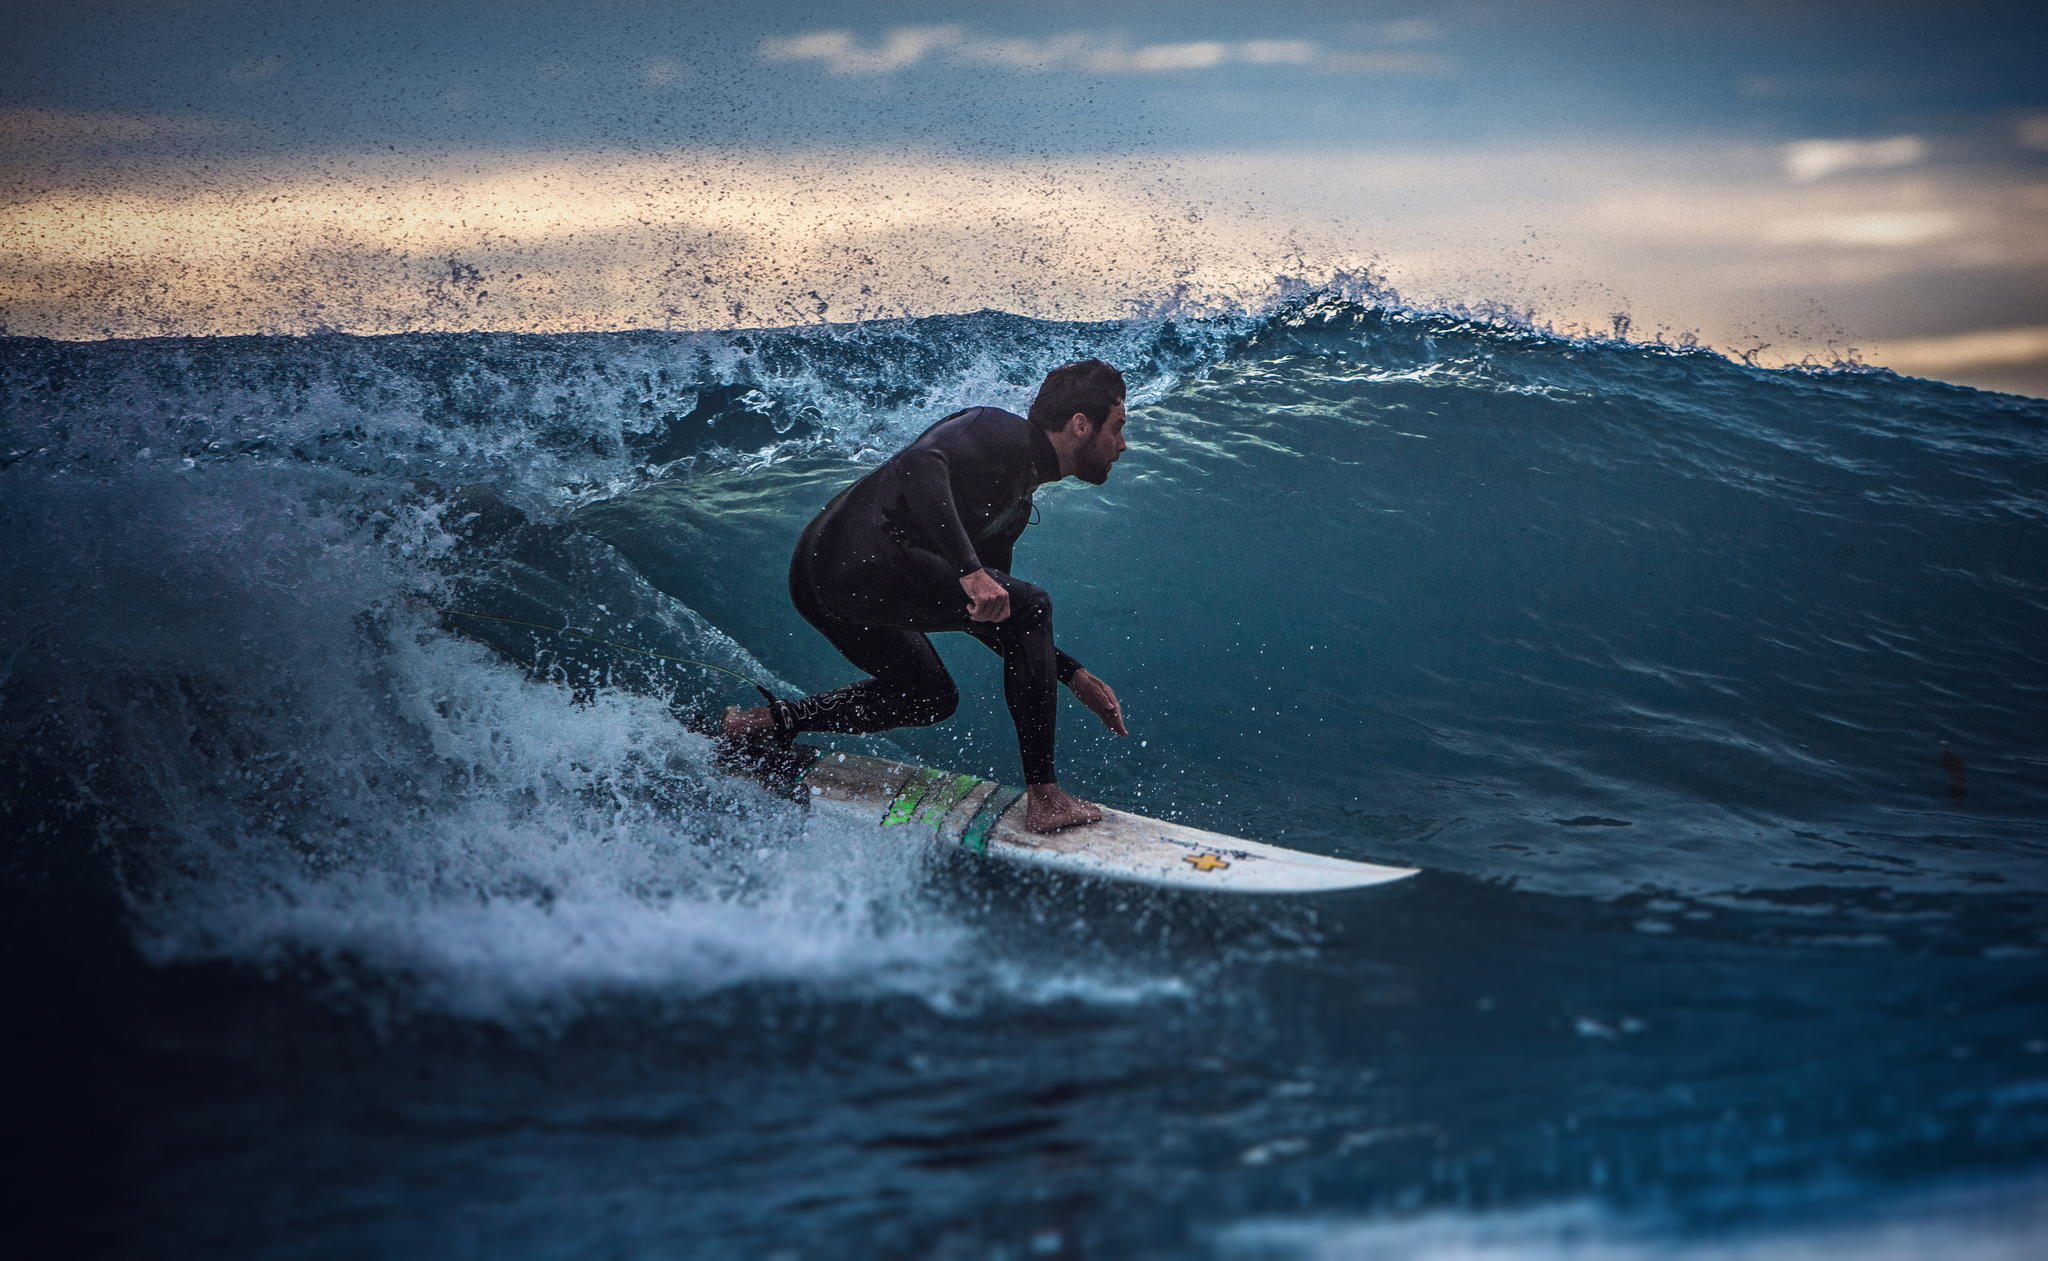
[960,568,1010,622]
[1067,668,1129,737]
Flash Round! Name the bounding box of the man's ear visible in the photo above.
[1066,411,1095,438]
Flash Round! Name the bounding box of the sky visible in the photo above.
[4,0,2047,394]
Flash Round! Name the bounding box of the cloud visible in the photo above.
[0,149,1287,337]
[1117,42,1229,72]
[1239,40,1318,67]
[1782,135,1926,182]
[1874,325,2048,375]
[643,58,683,87]
[7,137,2042,394]
[756,26,1449,77]
[1765,210,1961,248]
[758,26,962,75]
[2018,115,2048,150]
[945,33,1095,71]
[1315,50,1454,76]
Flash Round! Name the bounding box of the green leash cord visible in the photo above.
[413,602,783,705]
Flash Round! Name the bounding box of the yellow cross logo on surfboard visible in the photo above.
[1184,853,1230,872]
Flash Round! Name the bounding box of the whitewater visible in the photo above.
[3,295,2045,1257]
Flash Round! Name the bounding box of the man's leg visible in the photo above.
[959,576,1101,832]
[719,570,959,744]
[746,553,1100,831]
[776,616,959,737]
[959,577,1058,787]
[737,571,1053,777]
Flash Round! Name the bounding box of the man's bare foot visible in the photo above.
[720,704,778,743]
[1024,782,1103,833]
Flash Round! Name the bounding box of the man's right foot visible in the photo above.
[1024,782,1104,833]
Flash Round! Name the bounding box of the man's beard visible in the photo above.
[1075,439,1115,484]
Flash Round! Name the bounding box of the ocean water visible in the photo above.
[4,297,2046,1257]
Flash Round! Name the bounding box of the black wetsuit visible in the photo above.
[784,406,1084,785]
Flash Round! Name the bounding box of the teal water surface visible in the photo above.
[4,299,2045,1257]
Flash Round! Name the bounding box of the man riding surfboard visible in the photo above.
[720,359,1131,832]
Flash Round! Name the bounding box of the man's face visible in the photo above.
[1074,402,1128,485]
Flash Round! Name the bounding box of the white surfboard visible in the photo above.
[750,745,1419,895]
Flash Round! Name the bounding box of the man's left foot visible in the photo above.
[1024,783,1103,833]
[721,704,775,740]
[715,704,785,751]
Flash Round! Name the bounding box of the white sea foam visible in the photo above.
[1,438,1197,1024]
[1211,1170,2048,1260]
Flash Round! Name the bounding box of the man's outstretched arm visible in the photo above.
[959,621,1128,737]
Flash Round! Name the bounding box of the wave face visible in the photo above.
[5,301,2046,1256]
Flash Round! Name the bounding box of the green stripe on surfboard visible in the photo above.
[959,785,1024,855]
[911,773,981,829]
[881,766,948,826]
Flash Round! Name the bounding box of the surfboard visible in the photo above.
[737,743,1420,895]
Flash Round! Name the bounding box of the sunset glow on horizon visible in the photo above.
[5,3,2046,394]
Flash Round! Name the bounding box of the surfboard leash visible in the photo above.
[407,601,784,705]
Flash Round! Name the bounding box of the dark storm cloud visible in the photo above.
[6,1,2043,157]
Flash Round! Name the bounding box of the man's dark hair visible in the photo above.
[1028,359,1125,432]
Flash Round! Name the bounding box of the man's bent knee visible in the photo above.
[906,679,960,726]
[1002,580,1052,629]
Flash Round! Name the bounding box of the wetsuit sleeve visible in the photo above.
[963,626,1084,683]
[979,534,1015,577]
[894,445,983,577]
[979,485,1033,576]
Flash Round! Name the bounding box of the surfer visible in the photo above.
[721,359,1131,832]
